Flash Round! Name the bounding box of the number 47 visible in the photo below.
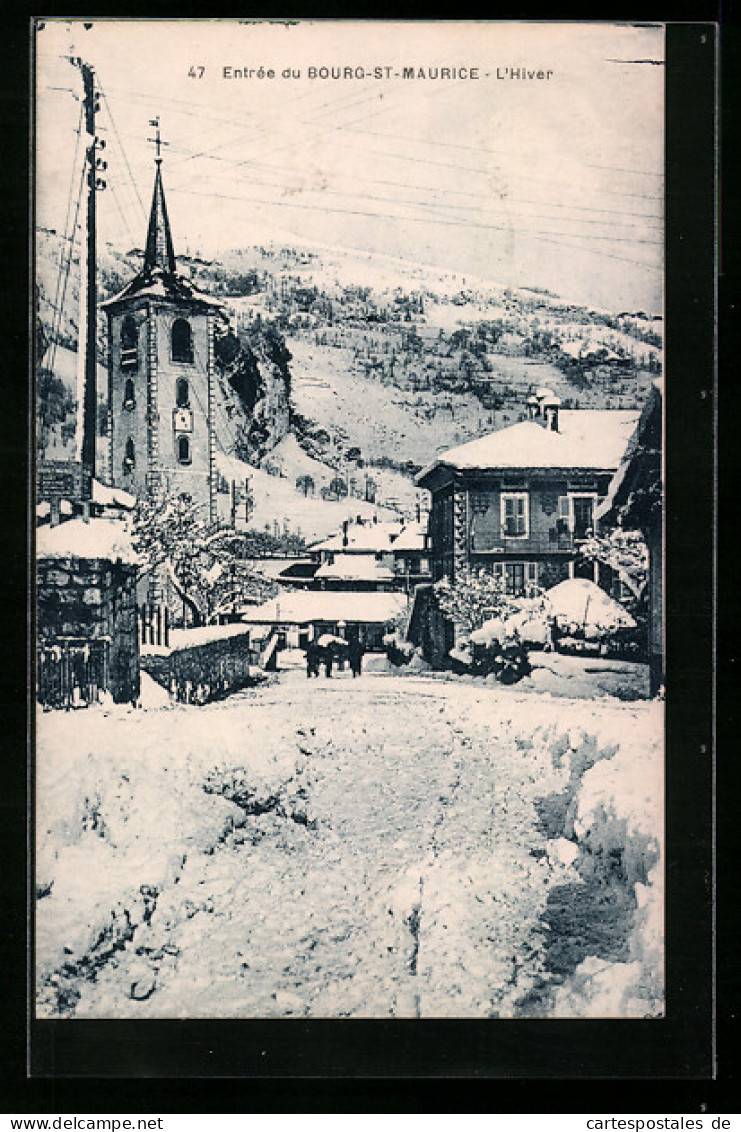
[188,65,205,79]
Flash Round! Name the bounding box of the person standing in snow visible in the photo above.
[348,637,364,678]
[305,640,321,678]
[322,645,334,678]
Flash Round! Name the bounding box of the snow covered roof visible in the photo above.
[240,556,313,581]
[100,267,222,311]
[315,554,395,582]
[36,518,138,565]
[91,479,137,510]
[417,411,640,484]
[167,622,254,650]
[310,521,404,554]
[391,522,428,552]
[241,590,407,625]
[277,560,320,581]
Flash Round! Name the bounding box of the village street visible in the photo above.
[37,654,660,1020]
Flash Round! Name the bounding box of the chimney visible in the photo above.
[541,393,561,432]
[526,395,540,420]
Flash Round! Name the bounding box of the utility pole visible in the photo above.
[72,58,106,480]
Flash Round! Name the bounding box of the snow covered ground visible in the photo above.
[35,654,662,1019]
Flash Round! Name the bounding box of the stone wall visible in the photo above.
[142,630,262,703]
[37,556,140,704]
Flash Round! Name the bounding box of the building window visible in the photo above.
[177,435,192,465]
[176,378,190,408]
[501,492,529,538]
[123,437,135,473]
[123,378,136,409]
[120,315,138,371]
[171,318,194,363]
[494,561,538,596]
[560,493,597,540]
[570,494,596,541]
[570,558,599,583]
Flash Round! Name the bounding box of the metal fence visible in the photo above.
[37,637,110,710]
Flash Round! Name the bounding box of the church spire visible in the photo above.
[143,160,176,274]
[143,119,175,274]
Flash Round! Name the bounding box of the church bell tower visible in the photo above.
[102,132,220,523]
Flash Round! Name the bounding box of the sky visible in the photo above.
[35,20,665,313]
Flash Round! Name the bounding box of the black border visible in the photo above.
[2,8,724,1112]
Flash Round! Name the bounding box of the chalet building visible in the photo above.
[416,390,639,594]
[314,554,396,592]
[308,518,431,593]
[101,151,222,523]
[597,382,663,693]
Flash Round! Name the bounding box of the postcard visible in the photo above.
[33,19,668,1036]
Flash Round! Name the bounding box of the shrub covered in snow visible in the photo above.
[383,631,416,667]
[545,578,643,660]
[434,567,540,634]
[449,620,532,683]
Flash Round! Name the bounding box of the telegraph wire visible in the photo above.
[170,183,663,267]
[46,104,85,380]
[97,82,147,225]
[47,161,86,383]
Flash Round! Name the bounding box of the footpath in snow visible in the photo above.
[36,655,663,1019]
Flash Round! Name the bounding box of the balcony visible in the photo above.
[469,531,579,555]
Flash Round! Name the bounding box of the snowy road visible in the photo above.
[57,659,567,1018]
[38,656,659,1018]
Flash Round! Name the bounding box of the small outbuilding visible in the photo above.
[36,517,140,707]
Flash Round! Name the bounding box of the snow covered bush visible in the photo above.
[449,618,532,683]
[577,529,648,605]
[434,567,538,634]
[383,631,416,667]
[545,578,642,660]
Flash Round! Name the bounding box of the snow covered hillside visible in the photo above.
[216,449,402,543]
[37,228,660,533]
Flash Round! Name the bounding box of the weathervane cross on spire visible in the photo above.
[147,117,168,163]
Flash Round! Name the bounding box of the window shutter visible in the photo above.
[526,562,538,583]
[556,495,570,535]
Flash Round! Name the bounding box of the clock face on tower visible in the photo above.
[173,407,193,433]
